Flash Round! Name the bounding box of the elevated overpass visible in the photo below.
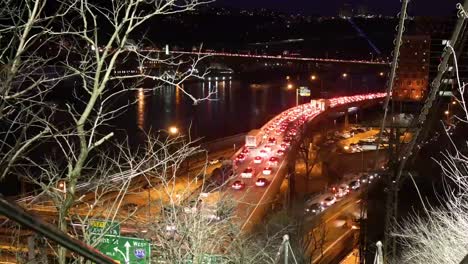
[221,93,386,232]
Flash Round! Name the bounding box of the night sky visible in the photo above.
[214,0,461,16]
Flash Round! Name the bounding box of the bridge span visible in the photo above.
[140,48,389,65]
[221,93,386,232]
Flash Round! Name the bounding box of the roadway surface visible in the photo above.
[220,93,386,234]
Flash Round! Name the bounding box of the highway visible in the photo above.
[217,93,386,234]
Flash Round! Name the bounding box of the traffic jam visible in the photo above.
[230,104,321,191]
[228,93,387,210]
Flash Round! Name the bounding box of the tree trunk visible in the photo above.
[58,212,68,264]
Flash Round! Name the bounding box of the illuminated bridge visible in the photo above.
[140,48,389,65]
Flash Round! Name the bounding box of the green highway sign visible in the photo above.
[88,219,120,236]
[299,86,311,96]
[92,235,150,264]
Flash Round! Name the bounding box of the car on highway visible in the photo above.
[241,148,250,155]
[255,178,268,187]
[231,181,245,190]
[268,156,279,166]
[236,154,246,162]
[268,137,277,145]
[349,180,360,190]
[259,149,268,157]
[253,156,263,164]
[262,167,272,175]
[335,184,349,198]
[241,167,255,178]
[264,145,272,152]
[276,149,285,156]
[280,143,289,150]
[288,129,297,136]
[321,196,337,207]
[360,174,369,183]
[305,203,323,215]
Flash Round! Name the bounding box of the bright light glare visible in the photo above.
[287,84,293,89]
[169,126,179,134]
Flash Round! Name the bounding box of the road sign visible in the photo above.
[92,235,150,264]
[88,219,120,236]
[299,86,310,96]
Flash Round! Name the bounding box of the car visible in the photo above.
[255,178,268,187]
[236,154,246,162]
[283,139,291,146]
[280,143,289,150]
[262,167,272,175]
[321,196,336,207]
[349,180,360,190]
[253,156,263,164]
[268,137,276,144]
[241,148,250,155]
[259,149,268,157]
[241,167,255,178]
[335,184,349,198]
[231,181,245,190]
[360,174,369,183]
[209,159,219,165]
[268,156,279,166]
[264,145,272,152]
[305,203,323,215]
[276,149,285,156]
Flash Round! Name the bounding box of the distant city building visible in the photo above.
[356,4,369,17]
[339,3,353,18]
[393,35,431,101]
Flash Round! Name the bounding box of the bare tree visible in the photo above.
[0,0,223,263]
[392,43,468,264]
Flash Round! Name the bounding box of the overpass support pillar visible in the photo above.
[344,108,349,130]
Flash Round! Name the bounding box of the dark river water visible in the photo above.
[122,70,386,142]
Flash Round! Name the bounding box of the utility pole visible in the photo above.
[284,235,289,264]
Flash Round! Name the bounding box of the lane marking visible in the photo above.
[240,158,287,231]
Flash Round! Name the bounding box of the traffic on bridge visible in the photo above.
[212,93,387,231]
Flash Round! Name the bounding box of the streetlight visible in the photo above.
[310,75,316,80]
[342,73,348,78]
[379,72,384,77]
[168,126,179,135]
[445,110,449,115]
[287,83,293,89]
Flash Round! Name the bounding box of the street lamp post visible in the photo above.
[296,88,299,107]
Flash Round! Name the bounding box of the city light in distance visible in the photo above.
[287,84,293,89]
[342,73,348,78]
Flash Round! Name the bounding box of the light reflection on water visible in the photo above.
[132,79,295,142]
[130,72,385,142]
